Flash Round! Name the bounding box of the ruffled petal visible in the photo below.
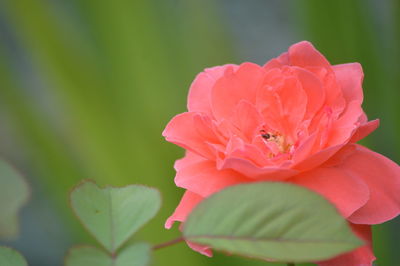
[263,57,285,70]
[350,119,379,143]
[292,133,318,164]
[224,135,273,166]
[186,241,212,257]
[273,75,308,138]
[165,191,204,229]
[163,112,219,159]
[218,155,298,180]
[285,42,347,116]
[292,144,345,172]
[174,151,205,172]
[293,67,326,120]
[188,64,238,115]
[211,63,264,120]
[327,101,364,146]
[287,41,331,69]
[318,224,375,266]
[229,100,263,142]
[333,63,364,104]
[174,154,248,197]
[342,144,400,224]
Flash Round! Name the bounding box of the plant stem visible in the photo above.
[153,236,185,250]
[287,263,295,266]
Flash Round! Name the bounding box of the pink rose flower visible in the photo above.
[163,41,400,265]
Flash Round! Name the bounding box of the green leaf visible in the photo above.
[0,160,30,239]
[183,182,363,263]
[65,243,151,266]
[0,246,28,266]
[115,243,151,266]
[65,246,112,266]
[70,180,161,253]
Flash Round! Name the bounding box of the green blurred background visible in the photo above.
[0,0,399,265]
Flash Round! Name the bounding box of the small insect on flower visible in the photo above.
[260,129,271,140]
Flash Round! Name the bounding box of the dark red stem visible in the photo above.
[153,236,185,250]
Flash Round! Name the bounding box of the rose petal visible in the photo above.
[211,62,264,120]
[333,63,364,104]
[285,42,347,117]
[224,135,272,167]
[342,144,400,224]
[350,119,379,143]
[174,151,205,172]
[292,133,318,164]
[188,64,238,115]
[186,241,213,257]
[218,156,298,180]
[293,67,326,120]
[287,41,331,69]
[256,70,308,139]
[263,57,285,70]
[163,112,218,159]
[275,75,308,138]
[288,167,369,218]
[318,224,374,266]
[165,189,213,257]
[327,101,364,146]
[229,100,263,142]
[335,100,363,127]
[175,155,248,197]
[165,191,204,229]
[292,143,345,172]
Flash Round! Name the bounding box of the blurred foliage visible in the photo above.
[0,160,29,239]
[0,246,27,266]
[0,0,398,265]
[0,1,237,265]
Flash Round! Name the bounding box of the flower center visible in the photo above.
[260,129,292,155]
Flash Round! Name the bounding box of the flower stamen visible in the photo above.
[260,129,292,154]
